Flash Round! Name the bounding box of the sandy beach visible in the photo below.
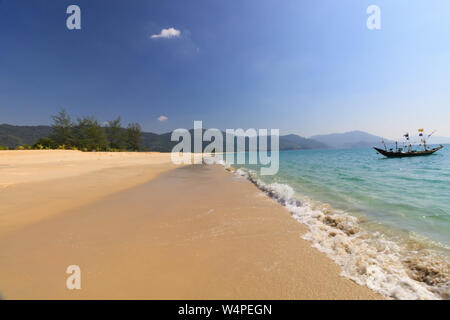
[0,150,180,235]
[0,151,381,299]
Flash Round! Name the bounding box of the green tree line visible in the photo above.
[33,109,143,151]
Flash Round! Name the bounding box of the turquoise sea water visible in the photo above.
[229,145,450,299]
[260,147,450,248]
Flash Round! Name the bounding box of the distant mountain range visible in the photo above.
[310,130,393,149]
[1,124,448,151]
[0,124,327,151]
[279,134,328,150]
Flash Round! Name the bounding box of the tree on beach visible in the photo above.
[50,108,73,147]
[105,117,126,150]
[29,110,145,152]
[73,116,107,151]
[125,122,142,151]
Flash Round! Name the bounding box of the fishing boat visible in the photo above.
[374,129,444,158]
[374,145,443,158]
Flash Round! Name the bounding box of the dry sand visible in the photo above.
[0,151,381,299]
[0,150,179,235]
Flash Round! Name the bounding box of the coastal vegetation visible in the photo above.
[30,109,143,152]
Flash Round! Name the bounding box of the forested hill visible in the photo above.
[0,124,329,151]
[0,124,52,148]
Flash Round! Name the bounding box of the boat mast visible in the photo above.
[404,132,410,152]
[426,130,437,151]
[419,128,426,150]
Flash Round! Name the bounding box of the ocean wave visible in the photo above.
[230,166,450,300]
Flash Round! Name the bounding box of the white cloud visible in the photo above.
[151,28,181,39]
[157,115,168,122]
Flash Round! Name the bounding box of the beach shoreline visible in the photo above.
[0,151,381,299]
[229,150,450,300]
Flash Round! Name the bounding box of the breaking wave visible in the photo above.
[226,165,450,300]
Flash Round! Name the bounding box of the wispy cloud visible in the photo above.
[157,115,168,122]
[151,28,181,39]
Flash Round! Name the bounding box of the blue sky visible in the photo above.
[1,0,450,139]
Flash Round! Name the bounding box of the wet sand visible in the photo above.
[0,159,381,299]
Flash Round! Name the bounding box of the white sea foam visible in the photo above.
[229,166,450,300]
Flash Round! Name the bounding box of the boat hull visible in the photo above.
[373,145,444,158]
